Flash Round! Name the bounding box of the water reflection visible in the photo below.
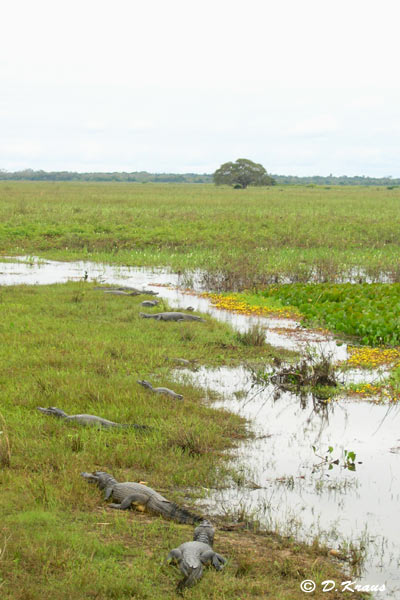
[176,366,400,598]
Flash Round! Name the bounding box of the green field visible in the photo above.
[0,182,380,599]
[0,283,366,600]
[1,182,400,287]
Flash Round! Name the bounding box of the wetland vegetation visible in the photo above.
[260,283,400,347]
[1,181,400,287]
[2,181,396,598]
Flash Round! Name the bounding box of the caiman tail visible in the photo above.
[149,497,202,524]
[177,564,204,591]
[120,423,152,431]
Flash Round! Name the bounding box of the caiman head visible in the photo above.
[193,519,215,545]
[37,407,68,418]
[80,471,116,490]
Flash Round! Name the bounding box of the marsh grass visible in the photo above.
[0,282,366,598]
[235,324,266,347]
[1,182,400,287]
[167,427,211,457]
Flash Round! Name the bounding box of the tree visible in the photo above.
[213,158,275,189]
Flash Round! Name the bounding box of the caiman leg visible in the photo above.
[108,493,149,511]
[200,550,227,570]
[166,548,182,564]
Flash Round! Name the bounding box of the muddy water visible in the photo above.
[1,256,398,597]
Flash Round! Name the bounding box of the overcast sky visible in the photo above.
[2,0,400,176]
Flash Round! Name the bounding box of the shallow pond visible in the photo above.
[176,366,400,597]
[1,256,398,598]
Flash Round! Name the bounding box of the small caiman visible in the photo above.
[139,312,205,322]
[37,407,149,430]
[137,380,183,400]
[167,519,226,590]
[94,286,158,296]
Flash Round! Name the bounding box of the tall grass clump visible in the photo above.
[0,413,11,468]
[236,324,266,347]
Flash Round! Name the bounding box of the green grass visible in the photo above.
[0,282,275,486]
[0,282,367,599]
[1,181,400,287]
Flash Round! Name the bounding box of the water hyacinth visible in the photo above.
[260,283,400,347]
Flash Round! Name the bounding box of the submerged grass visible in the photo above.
[253,349,339,402]
[1,181,400,286]
[0,282,365,598]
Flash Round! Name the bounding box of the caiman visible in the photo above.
[139,311,205,322]
[81,471,202,524]
[137,380,183,400]
[94,286,158,296]
[37,407,149,430]
[103,290,140,296]
[118,286,158,295]
[167,519,226,589]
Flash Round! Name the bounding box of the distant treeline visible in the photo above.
[272,174,400,186]
[0,169,212,183]
[0,169,399,186]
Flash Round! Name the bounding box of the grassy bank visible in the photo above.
[1,182,400,286]
[0,282,367,598]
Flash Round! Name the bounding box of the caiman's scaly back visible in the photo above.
[37,408,150,431]
[81,471,202,525]
[193,520,215,545]
[167,519,226,590]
